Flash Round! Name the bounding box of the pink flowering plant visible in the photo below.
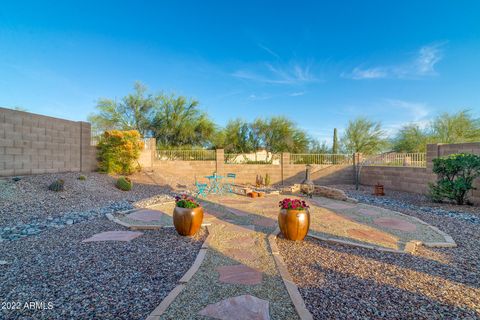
[175,194,200,209]
[279,198,309,210]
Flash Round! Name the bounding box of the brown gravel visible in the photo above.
[277,185,480,319]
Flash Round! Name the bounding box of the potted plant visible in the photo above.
[278,198,310,241]
[173,195,204,236]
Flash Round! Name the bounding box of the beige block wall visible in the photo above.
[151,161,353,186]
[360,142,480,204]
[0,108,97,176]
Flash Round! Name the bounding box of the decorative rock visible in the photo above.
[198,295,270,320]
[313,186,349,201]
[217,264,263,285]
[66,219,74,225]
[0,260,9,265]
[82,231,143,243]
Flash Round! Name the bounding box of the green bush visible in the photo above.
[97,130,144,175]
[78,175,87,181]
[48,179,65,192]
[116,176,132,191]
[429,153,480,205]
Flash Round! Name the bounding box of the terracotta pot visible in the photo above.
[173,206,204,236]
[257,192,265,198]
[278,209,310,241]
[248,192,258,198]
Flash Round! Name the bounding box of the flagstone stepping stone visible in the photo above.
[253,217,277,228]
[374,217,417,232]
[347,228,397,245]
[198,294,270,320]
[82,231,143,243]
[229,248,260,261]
[217,264,263,285]
[128,209,164,222]
[358,208,381,217]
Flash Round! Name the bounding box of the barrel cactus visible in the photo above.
[48,179,65,192]
[116,176,132,191]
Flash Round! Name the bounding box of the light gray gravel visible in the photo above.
[0,172,174,227]
[278,185,480,319]
[0,218,206,320]
[0,172,174,241]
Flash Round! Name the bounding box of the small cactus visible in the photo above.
[48,179,65,192]
[265,173,271,187]
[116,176,132,191]
[78,175,87,181]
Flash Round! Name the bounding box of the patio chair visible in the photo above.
[195,181,208,198]
[222,173,236,194]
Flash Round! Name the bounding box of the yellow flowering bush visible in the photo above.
[97,130,144,174]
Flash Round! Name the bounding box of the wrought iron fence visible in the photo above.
[156,149,216,161]
[362,152,426,168]
[224,153,280,165]
[290,153,353,165]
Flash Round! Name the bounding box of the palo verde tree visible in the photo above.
[341,117,387,155]
[151,94,216,148]
[88,82,158,137]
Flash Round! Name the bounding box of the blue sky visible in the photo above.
[1,1,479,143]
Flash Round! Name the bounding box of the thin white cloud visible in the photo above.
[386,99,430,121]
[248,93,272,101]
[345,67,387,80]
[343,42,446,80]
[232,62,316,85]
[415,43,444,75]
[289,91,306,96]
[258,44,280,59]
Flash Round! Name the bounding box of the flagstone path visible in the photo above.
[114,193,455,319]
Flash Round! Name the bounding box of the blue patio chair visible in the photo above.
[195,182,208,198]
[222,173,236,194]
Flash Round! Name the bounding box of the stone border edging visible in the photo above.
[146,227,212,320]
[268,227,314,320]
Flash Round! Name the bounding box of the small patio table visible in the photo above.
[205,175,224,194]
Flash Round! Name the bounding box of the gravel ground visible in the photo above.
[0,172,174,241]
[0,172,174,227]
[278,185,480,319]
[0,218,206,320]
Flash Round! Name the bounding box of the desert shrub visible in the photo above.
[429,153,480,205]
[97,130,144,175]
[78,175,86,181]
[116,176,132,191]
[48,179,65,192]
